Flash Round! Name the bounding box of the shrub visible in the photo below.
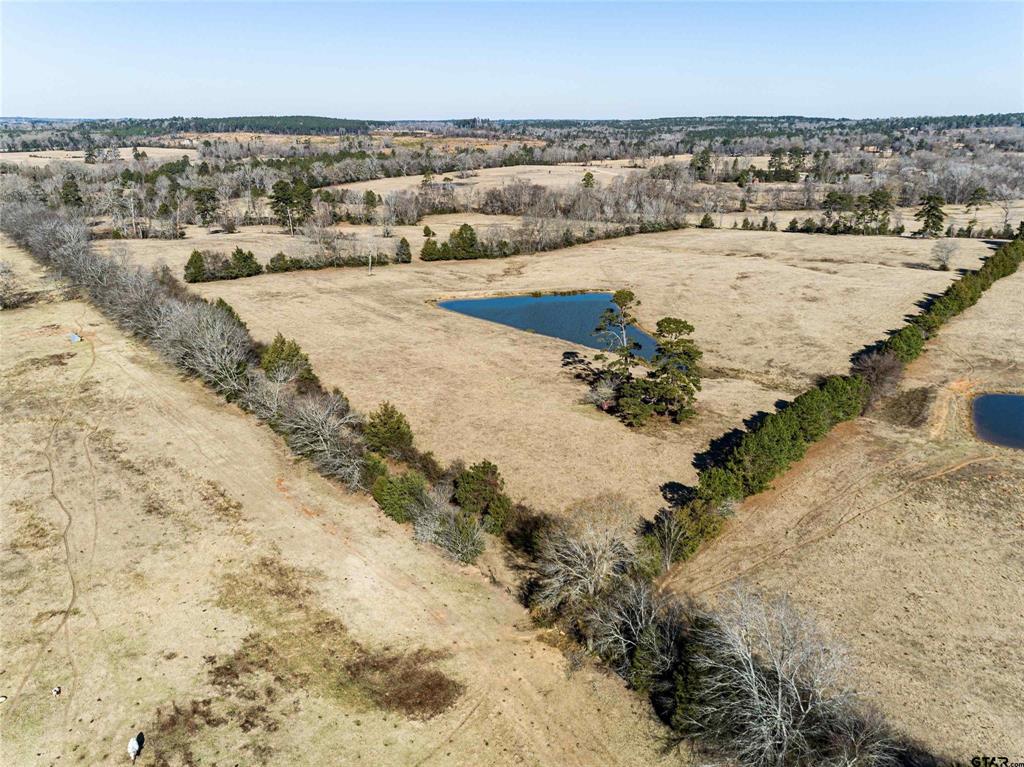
[411,482,485,564]
[184,249,207,283]
[395,237,412,263]
[277,392,366,489]
[372,470,427,523]
[454,460,512,534]
[696,466,744,505]
[639,501,733,572]
[852,350,904,408]
[213,298,247,330]
[729,409,807,495]
[698,213,715,229]
[819,374,868,421]
[883,324,925,363]
[361,451,388,489]
[420,238,442,261]
[183,247,262,282]
[267,252,307,272]
[786,387,833,442]
[228,247,262,278]
[676,590,897,767]
[260,332,320,390]
[532,522,632,618]
[365,401,414,457]
[694,375,865,503]
[0,261,32,308]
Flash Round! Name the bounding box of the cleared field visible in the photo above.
[718,200,1024,234]
[93,213,526,270]
[664,268,1024,758]
[0,239,669,767]
[326,163,645,197]
[0,146,198,168]
[122,227,992,516]
[571,154,772,170]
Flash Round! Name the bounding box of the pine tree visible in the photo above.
[260,333,319,388]
[914,194,946,238]
[60,174,84,207]
[647,317,702,422]
[395,237,412,263]
[184,250,207,283]
[420,238,442,261]
[191,187,219,226]
[595,289,643,381]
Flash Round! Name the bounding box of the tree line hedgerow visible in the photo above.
[665,236,1024,570]
[183,245,395,282]
[420,220,683,262]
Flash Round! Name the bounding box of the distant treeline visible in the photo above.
[84,115,382,137]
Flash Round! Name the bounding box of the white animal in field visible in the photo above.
[127,732,144,763]
[51,686,61,697]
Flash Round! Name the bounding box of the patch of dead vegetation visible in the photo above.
[7,502,60,551]
[90,427,149,476]
[149,698,228,767]
[213,556,463,719]
[346,647,463,718]
[197,480,243,525]
[9,351,74,374]
[879,387,935,428]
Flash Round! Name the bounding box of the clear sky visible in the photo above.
[2,1,1022,120]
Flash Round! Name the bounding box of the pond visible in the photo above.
[438,292,658,360]
[972,393,1024,449]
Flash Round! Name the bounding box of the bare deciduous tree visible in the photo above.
[683,589,896,767]
[931,239,958,271]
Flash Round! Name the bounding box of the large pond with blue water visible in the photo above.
[438,292,657,359]
[972,393,1024,449]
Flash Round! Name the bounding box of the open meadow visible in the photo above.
[103,223,991,516]
[0,238,669,767]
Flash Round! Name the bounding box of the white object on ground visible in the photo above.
[128,732,143,762]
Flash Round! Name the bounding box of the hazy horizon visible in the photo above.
[3,1,1022,121]
[3,110,1022,122]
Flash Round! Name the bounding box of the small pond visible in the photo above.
[438,293,658,359]
[972,393,1024,449]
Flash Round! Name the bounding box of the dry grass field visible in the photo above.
[716,201,1024,234]
[664,268,1024,758]
[325,163,646,197]
[105,224,990,516]
[0,238,670,767]
[93,213,526,271]
[0,146,198,168]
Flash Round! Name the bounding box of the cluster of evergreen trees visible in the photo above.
[589,291,703,427]
[420,223,504,260]
[183,247,262,282]
[695,376,868,504]
[269,179,315,234]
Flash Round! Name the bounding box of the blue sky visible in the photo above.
[2,1,1021,120]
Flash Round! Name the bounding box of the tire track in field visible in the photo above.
[689,454,1001,597]
[6,321,95,715]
